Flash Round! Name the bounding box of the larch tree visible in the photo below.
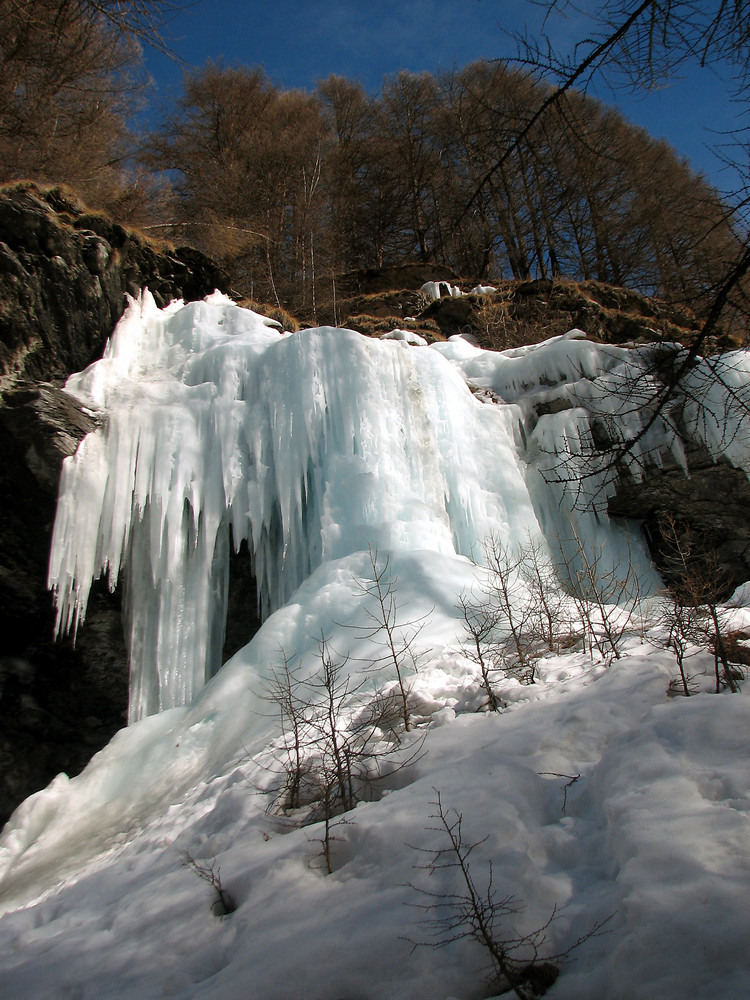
[0,0,174,218]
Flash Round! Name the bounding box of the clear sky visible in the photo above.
[142,0,741,194]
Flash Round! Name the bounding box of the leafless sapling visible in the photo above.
[408,792,607,999]
[657,513,741,694]
[264,634,425,873]
[264,649,316,810]
[484,534,538,679]
[456,588,505,711]
[350,545,432,731]
[183,850,236,917]
[521,537,569,655]
[555,516,645,661]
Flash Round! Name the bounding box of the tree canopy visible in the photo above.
[144,59,737,316]
[0,1,744,331]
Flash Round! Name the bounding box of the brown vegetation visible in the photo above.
[1,3,741,330]
[0,1,174,223]
[142,60,738,320]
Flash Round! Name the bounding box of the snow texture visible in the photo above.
[420,279,463,300]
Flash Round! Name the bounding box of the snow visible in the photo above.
[418,281,496,300]
[380,327,429,346]
[3,291,750,1000]
[420,279,463,300]
[2,629,750,1000]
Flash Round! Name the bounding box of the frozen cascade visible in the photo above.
[6,288,750,994]
[51,295,719,724]
[49,292,545,721]
[681,350,750,470]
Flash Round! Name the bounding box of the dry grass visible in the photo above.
[237,299,301,332]
[343,313,442,340]
[0,179,179,253]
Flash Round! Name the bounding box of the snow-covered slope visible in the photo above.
[1,294,750,1000]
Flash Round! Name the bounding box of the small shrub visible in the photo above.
[183,851,236,917]
[408,792,608,999]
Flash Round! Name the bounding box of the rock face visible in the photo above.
[609,442,750,593]
[0,183,229,386]
[425,277,702,343]
[319,271,702,347]
[0,184,231,825]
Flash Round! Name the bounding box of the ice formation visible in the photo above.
[419,279,463,300]
[418,280,496,299]
[3,289,748,1000]
[49,292,743,723]
[49,292,545,721]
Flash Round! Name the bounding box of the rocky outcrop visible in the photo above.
[609,441,750,593]
[424,277,702,343]
[0,183,231,825]
[0,183,230,386]
[320,271,702,347]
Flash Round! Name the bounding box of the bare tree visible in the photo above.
[144,62,331,302]
[657,513,741,693]
[483,534,547,680]
[554,517,645,661]
[263,634,424,873]
[0,1,179,215]
[348,546,431,732]
[264,650,312,811]
[522,537,568,654]
[408,792,607,999]
[457,535,570,702]
[456,588,504,711]
[499,1,750,481]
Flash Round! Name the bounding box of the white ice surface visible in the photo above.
[380,328,429,346]
[49,294,551,721]
[420,280,463,300]
[49,296,679,722]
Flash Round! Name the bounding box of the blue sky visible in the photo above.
[142,0,741,193]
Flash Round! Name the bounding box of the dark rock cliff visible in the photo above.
[0,183,229,386]
[0,184,231,825]
[609,441,750,591]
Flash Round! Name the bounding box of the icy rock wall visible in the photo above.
[48,292,542,722]
[51,293,740,724]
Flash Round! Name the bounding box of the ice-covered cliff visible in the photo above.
[47,292,675,722]
[2,294,750,1000]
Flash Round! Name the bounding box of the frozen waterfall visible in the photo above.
[49,293,542,720]
[49,292,672,722]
